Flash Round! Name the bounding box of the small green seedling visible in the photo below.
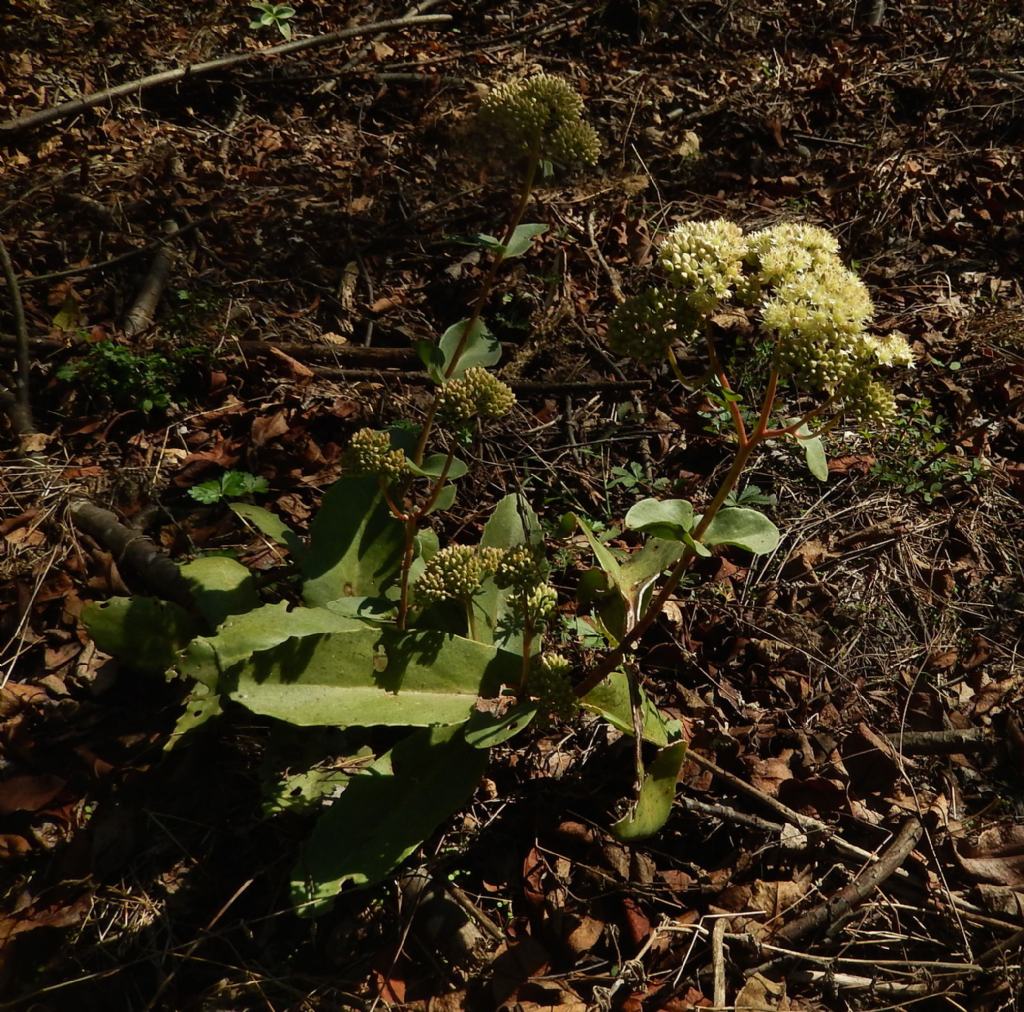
[249,1,296,38]
[189,470,269,504]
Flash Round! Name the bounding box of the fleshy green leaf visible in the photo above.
[612,740,688,842]
[476,494,543,649]
[231,503,305,559]
[291,724,487,915]
[436,318,501,382]
[794,422,828,481]
[406,454,469,480]
[82,597,197,673]
[167,684,222,749]
[180,556,260,630]
[581,670,670,747]
[228,626,520,728]
[424,483,457,515]
[700,507,781,555]
[624,498,696,541]
[179,602,359,690]
[302,477,405,605]
[502,223,547,259]
[464,702,538,748]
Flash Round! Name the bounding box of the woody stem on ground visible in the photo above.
[574,365,781,698]
[412,149,541,465]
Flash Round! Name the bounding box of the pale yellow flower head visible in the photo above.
[659,219,747,313]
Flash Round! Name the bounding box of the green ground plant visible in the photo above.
[81,75,913,915]
[57,339,205,413]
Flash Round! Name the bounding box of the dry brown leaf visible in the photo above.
[955,824,1024,886]
[736,972,786,1011]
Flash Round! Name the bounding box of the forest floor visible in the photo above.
[1,1,1023,1009]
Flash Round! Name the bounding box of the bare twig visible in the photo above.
[887,727,994,755]
[772,816,924,946]
[124,220,178,337]
[0,14,453,134]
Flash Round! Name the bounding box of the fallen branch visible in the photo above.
[124,221,178,338]
[67,499,194,607]
[772,816,924,946]
[886,727,994,755]
[0,14,453,134]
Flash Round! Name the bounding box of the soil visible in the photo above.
[1,1,1023,1009]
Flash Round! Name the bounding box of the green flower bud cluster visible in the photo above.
[607,287,696,363]
[438,367,516,426]
[344,428,408,481]
[529,652,578,726]
[494,544,548,592]
[478,73,600,166]
[839,370,898,426]
[659,219,748,313]
[414,545,504,606]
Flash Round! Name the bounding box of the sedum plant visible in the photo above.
[578,217,913,695]
[78,79,913,914]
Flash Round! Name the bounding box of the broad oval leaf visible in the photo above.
[227,626,521,728]
[701,507,780,555]
[464,701,538,748]
[581,670,670,747]
[292,724,487,915]
[612,740,688,842]
[625,498,696,541]
[180,556,260,631]
[83,597,197,673]
[424,483,457,515]
[406,454,468,480]
[793,422,829,482]
[436,318,501,381]
[503,223,547,259]
[302,477,404,605]
[232,503,304,558]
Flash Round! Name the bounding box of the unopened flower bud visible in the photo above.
[438,367,516,426]
[841,370,898,427]
[415,545,504,606]
[344,428,408,481]
[607,287,695,363]
[530,652,577,725]
[478,73,599,166]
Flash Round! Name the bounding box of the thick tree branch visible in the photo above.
[0,14,452,134]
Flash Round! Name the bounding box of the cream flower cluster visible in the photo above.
[414,545,504,606]
[760,263,874,392]
[659,219,748,313]
[438,367,516,425]
[479,73,600,165]
[606,217,911,427]
[344,428,408,482]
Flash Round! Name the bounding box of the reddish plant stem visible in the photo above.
[574,367,781,698]
[703,331,748,446]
